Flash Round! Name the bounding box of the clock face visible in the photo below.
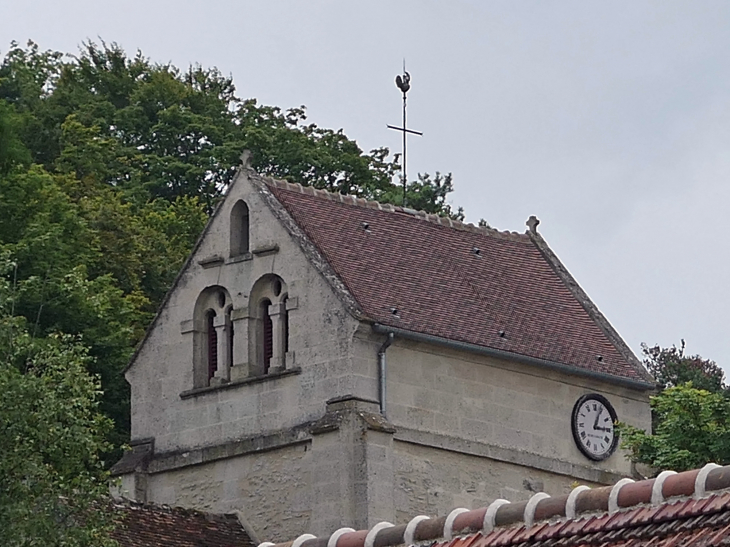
[571,394,618,461]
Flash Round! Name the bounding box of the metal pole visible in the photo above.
[389,65,420,207]
[402,91,407,206]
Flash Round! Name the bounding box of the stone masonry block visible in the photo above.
[210,400,238,424]
[387,381,416,407]
[386,403,408,425]
[433,412,459,432]
[458,398,490,421]
[405,406,435,429]
[312,481,341,500]
[353,374,378,401]
[259,390,283,415]
[459,417,494,442]
[491,422,533,451]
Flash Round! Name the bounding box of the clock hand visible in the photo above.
[593,407,603,429]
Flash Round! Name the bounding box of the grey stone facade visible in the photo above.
[114,168,652,542]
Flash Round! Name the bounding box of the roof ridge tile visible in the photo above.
[261,177,527,241]
[113,497,239,519]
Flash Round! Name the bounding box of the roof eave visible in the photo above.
[372,323,655,391]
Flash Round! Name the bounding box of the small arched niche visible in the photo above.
[230,200,250,257]
[193,285,233,387]
[249,274,289,375]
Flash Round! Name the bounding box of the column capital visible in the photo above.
[231,308,250,321]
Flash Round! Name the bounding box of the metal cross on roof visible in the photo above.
[387,61,422,207]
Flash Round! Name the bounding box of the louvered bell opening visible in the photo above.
[283,297,289,354]
[263,303,273,374]
[207,311,218,381]
[226,309,234,369]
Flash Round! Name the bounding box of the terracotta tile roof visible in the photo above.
[261,463,730,547]
[262,178,651,385]
[111,499,255,547]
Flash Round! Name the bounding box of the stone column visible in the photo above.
[181,318,207,388]
[229,307,251,381]
[110,438,153,503]
[211,314,229,384]
[363,429,395,526]
[268,302,287,372]
[284,297,298,368]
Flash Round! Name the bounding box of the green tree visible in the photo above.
[617,343,728,473]
[2,40,459,215]
[0,41,64,167]
[0,166,146,448]
[381,172,464,219]
[0,100,31,173]
[0,262,116,546]
[619,383,730,472]
[0,39,463,456]
[642,340,725,394]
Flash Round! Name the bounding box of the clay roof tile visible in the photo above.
[618,479,655,508]
[662,470,698,499]
[111,499,255,547]
[336,530,368,547]
[453,508,489,536]
[262,178,652,386]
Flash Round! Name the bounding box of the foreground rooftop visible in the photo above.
[261,463,730,547]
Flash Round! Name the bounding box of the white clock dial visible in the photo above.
[571,394,618,461]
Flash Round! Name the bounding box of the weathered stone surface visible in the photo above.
[366,330,650,477]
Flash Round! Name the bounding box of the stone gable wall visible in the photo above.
[126,171,361,454]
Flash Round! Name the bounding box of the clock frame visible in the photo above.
[571,393,619,461]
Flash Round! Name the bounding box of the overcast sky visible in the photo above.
[3,1,729,374]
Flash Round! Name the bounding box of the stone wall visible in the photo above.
[352,333,651,478]
[127,170,361,454]
[393,439,596,523]
[117,398,400,542]
[145,441,312,542]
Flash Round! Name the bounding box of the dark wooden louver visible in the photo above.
[227,312,234,370]
[283,303,289,354]
[263,309,273,373]
[207,311,217,380]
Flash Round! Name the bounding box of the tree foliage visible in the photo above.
[619,383,730,472]
[382,172,464,219]
[0,38,462,457]
[0,261,116,547]
[618,342,728,473]
[642,340,725,393]
[1,39,457,212]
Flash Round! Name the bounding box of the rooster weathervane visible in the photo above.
[387,61,422,207]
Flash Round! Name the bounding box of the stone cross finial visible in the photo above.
[526,215,540,233]
[240,149,252,168]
